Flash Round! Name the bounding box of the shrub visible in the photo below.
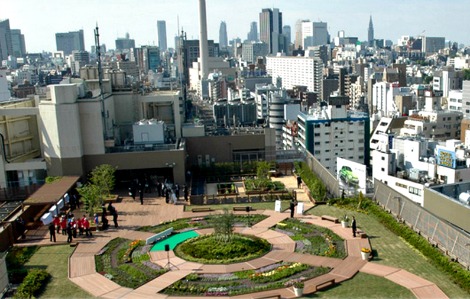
[14,269,50,298]
[294,161,326,200]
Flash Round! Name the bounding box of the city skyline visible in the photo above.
[1,0,469,53]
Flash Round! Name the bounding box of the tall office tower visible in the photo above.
[283,25,291,45]
[136,46,160,74]
[115,33,135,51]
[368,16,374,47]
[157,20,167,51]
[56,30,85,55]
[0,19,13,61]
[259,8,282,54]
[198,0,209,79]
[219,21,228,49]
[302,21,329,48]
[294,19,309,50]
[10,29,26,57]
[247,22,258,41]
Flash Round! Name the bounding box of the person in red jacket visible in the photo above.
[52,215,61,234]
[60,216,67,235]
[83,217,92,237]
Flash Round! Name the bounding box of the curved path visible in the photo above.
[66,177,448,299]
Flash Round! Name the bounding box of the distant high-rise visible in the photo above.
[10,29,26,57]
[302,21,329,48]
[115,33,135,51]
[294,19,309,50]
[157,20,167,51]
[198,0,209,79]
[283,25,291,45]
[219,21,228,49]
[247,22,258,42]
[259,8,283,54]
[0,19,13,61]
[56,30,85,55]
[368,16,374,47]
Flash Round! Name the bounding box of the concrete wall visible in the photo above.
[425,185,470,232]
[78,99,105,155]
[185,133,268,166]
[46,157,84,177]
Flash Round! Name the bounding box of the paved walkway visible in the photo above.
[18,175,448,298]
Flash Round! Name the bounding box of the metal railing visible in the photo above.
[374,179,470,269]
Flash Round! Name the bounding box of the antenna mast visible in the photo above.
[94,24,109,140]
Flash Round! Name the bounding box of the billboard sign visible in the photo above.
[337,157,367,194]
[436,149,456,168]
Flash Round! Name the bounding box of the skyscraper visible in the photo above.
[115,33,135,50]
[247,22,258,42]
[302,21,329,48]
[157,20,167,51]
[294,19,309,50]
[0,19,13,61]
[368,16,374,47]
[56,30,85,55]
[283,25,291,45]
[10,29,26,57]
[219,21,228,49]
[198,0,209,79]
[259,8,282,54]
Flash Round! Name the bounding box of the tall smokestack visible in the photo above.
[198,0,209,80]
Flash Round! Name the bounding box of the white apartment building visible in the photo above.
[266,54,323,95]
[448,90,463,112]
[297,97,369,174]
[371,82,412,116]
[400,91,462,140]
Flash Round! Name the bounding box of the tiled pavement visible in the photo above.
[18,175,448,298]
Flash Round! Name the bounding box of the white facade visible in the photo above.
[0,69,9,101]
[447,90,462,112]
[371,82,412,117]
[301,21,328,48]
[266,55,323,94]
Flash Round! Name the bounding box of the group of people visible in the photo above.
[49,213,92,243]
[128,177,190,205]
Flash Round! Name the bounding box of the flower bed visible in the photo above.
[217,183,238,195]
[274,218,347,258]
[244,178,286,193]
[95,238,167,289]
[162,262,329,296]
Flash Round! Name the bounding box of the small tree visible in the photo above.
[90,164,116,199]
[212,209,235,242]
[78,183,101,217]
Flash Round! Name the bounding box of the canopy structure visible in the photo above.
[23,176,80,206]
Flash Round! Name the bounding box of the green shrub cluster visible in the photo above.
[6,246,38,284]
[294,161,326,201]
[14,269,50,299]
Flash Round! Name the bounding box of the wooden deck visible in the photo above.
[58,175,450,299]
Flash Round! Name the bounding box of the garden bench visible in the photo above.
[315,278,335,291]
[321,215,339,223]
[192,207,213,213]
[145,227,174,245]
[233,206,252,212]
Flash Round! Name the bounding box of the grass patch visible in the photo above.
[24,245,92,298]
[307,204,469,298]
[175,233,271,264]
[304,272,414,298]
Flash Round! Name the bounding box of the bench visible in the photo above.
[233,206,252,212]
[315,278,335,291]
[145,227,174,245]
[192,207,213,213]
[321,215,339,223]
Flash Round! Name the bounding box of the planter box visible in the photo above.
[104,194,119,204]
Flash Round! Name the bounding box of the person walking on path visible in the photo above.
[48,222,56,242]
[184,185,189,202]
[289,199,297,218]
[139,188,144,205]
[352,216,357,237]
[297,176,302,188]
[108,203,118,228]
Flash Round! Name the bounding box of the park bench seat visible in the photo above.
[233,206,253,212]
[192,207,213,213]
[145,227,174,245]
[315,278,335,291]
[321,215,339,223]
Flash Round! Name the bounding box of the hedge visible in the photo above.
[294,161,327,201]
[14,269,50,298]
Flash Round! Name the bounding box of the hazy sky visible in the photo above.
[2,0,468,53]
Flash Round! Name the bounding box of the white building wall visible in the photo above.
[39,84,83,159]
[0,69,10,101]
[78,100,105,155]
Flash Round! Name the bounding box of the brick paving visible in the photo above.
[16,175,449,298]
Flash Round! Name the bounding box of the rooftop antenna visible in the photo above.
[94,23,109,140]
